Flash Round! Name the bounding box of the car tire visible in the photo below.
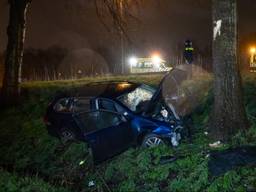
[59,127,76,144]
[141,134,165,148]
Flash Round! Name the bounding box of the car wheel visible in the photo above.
[59,127,76,144]
[142,134,164,148]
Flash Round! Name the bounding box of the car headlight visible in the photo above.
[170,132,179,147]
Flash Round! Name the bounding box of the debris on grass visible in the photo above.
[209,141,222,148]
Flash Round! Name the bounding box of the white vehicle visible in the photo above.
[129,55,172,74]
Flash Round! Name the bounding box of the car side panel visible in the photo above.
[85,121,134,165]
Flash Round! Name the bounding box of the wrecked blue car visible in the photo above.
[44,69,188,164]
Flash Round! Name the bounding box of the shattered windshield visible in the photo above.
[117,85,156,112]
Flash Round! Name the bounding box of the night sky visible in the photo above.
[0,0,256,57]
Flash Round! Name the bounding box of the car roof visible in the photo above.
[57,81,142,99]
[98,82,141,98]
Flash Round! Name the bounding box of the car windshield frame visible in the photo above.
[116,84,156,112]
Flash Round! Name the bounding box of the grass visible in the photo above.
[0,73,256,192]
[0,169,69,192]
[21,74,163,88]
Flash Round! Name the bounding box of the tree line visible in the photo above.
[0,45,213,82]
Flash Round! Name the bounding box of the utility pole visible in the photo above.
[120,0,125,74]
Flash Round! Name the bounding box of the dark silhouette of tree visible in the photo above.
[210,0,249,141]
[93,45,118,74]
[22,47,68,81]
[1,0,31,105]
[1,0,136,105]
[0,53,4,86]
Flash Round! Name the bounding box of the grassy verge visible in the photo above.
[0,74,255,192]
[0,169,69,192]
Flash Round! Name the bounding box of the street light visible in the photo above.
[129,57,138,67]
[249,46,256,73]
[250,47,256,54]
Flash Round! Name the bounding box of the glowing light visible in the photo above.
[129,57,138,66]
[151,54,162,68]
[117,83,131,90]
[250,47,256,54]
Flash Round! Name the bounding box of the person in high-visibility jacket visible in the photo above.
[184,40,194,78]
[184,40,194,64]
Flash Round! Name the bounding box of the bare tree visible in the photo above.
[1,0,138,105]
[210,0,249,141]
[0,53,4,86]
[94,0,146,73]
[1,0,31,105]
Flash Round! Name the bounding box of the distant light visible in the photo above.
[151,54,162,68]
[117,83,131,90]
[129,57,138,66]
[250,47,256,54]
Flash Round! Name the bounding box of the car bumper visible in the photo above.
[170,132,181,147]
[162,132,182,147]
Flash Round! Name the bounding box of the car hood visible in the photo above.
[145,68,194,117]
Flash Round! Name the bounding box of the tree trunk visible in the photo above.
[1,0,31,105]
[210,0,249,141]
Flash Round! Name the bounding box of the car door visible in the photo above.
[74,110,134,164]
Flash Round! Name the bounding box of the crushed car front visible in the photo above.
[115,80,184,147]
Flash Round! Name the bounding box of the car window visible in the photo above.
[73,97,91,112]
[114,103,125,113]
[77,111,124,133]
[54,98,73,113]
[98,99,116,112]
[118,85,155,112]
[97,111,123,129]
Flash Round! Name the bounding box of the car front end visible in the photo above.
[151,122,183,147]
